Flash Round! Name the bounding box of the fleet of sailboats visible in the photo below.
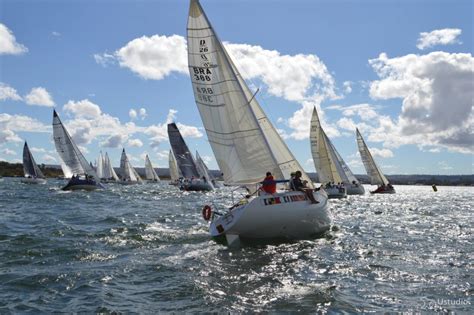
[187,0,330,244]
[356,128,395,194]
[1,0,406,247]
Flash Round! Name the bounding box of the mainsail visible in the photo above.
[145,154,160,181]
[120,148,142,183]
[310,107,358,184]
[52,110,98,179]
[167,123,200,179]
[187,0,312,187]
[102,152,119,180]
[356,128,389,186]
[22,142,45,178]
[168,150,181,181]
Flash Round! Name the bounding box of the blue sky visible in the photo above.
[0,0,472,175]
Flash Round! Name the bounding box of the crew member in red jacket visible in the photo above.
[261,171,276,194]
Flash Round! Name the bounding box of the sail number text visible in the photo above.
[192,67,212,82]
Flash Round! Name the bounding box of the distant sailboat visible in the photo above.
[356,128,395,194]
[195,151,214,189]
[144,154,160,182]
[196,151,219,188]
[96,151,105,179]
[119,148,143,185]
[52,110,104,191]
[167,122,213,191]
[310,107,364,197]
[21,141,47,184]
[187,0,330,244]
[168,150,181,185]
[102,152,119,182]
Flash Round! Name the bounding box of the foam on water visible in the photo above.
[0,178,472,312]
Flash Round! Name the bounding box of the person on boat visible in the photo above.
[292,171,318,204]
[261,171,276,194]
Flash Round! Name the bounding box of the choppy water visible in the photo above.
[0,178,472,313]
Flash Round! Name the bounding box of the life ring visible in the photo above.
[202,205,212,221]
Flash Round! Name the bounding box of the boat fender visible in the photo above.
[202,205,212,221]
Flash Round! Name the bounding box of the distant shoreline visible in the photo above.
[1,161,473,186]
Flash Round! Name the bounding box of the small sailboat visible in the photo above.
[187,0,330,244]
[356,128,395,194]
[167,122,213,191]
[102,152,119,182]
[196,151,220,188]
[168,150,181,185]
[310,108,364,197]
[52,110,104,191]
[119,148,143,185]
[144,154,160,182]
[21,141,47,184]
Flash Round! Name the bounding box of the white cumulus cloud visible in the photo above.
[25,87,55,107]
[0,83,22,101]
[368,51,473,154]
[417,28,462,50]
[129,109,137,120]
[0,23,28,55]
[63,99,102,119]
[127,138,143,147]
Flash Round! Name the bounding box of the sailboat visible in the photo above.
[187,0,330,244]
[52,110,104,191]
[21,141,47,184]
[167,122,213,191]
[196,151,219,188]
[356,128,395,194]
[119,148,143,185]
[168,150,181,185]
[96,151,105,180]
[144,154,160,182]
[310,108,364,197]
[102,152,119,182]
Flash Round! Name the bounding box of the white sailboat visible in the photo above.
[195,151,214,189]
[96,151,105,180]
[310,107,364,197]
[119,148,143,185]
[102,152,119,182]
[196,151,220,188]
[144,154,160,182]
[168,150,181,185]
[187,0,330,244]
[52,110,104,191]
[356,128,395,194]
[21,141,47,184]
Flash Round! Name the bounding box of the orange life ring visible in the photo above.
[202,205,212,221]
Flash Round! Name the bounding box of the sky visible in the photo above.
[0,0,472,175]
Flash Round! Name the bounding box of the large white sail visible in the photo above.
[145,154,160,181]
[96,151,105,179]
[356,128,389,186]
[187,0,312,187]
[310,108,342,184]
[168,150,180,181]
[119,149,142,183]
[23,142,45,178]
[52,110,98,179]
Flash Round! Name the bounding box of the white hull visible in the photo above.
[346,184,365,195]
[323,186,347,199]
[21,177,47,184]
[209,190,331,241]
